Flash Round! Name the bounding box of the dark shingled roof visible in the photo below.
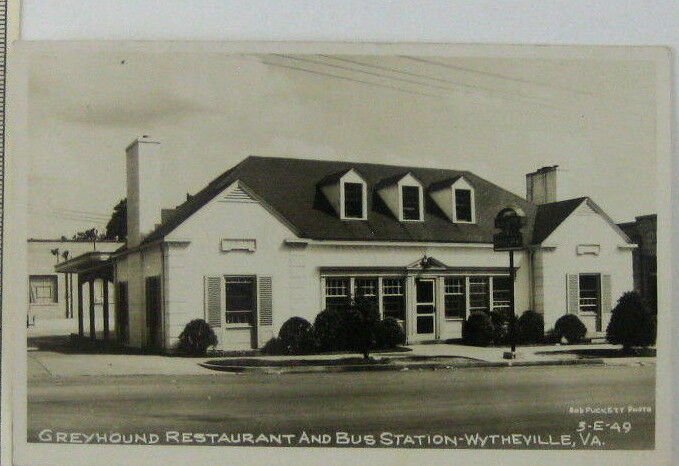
[531,197,587,244]
[428,175,464,192]
[138,156,613,248]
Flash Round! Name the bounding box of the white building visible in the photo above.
[28,239,122,323]
[59,138,635,352]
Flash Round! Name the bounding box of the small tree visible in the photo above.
[314,308,349,352]
[105,198,127,241]
[177,319,218,355]
[343,295,380,359]
[607,291,656,353]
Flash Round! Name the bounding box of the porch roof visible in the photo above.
[54,251,114,277]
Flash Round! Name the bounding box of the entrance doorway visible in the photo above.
[116,282,129,344]
[415,278,436,337]
[578,273,602,332]
[145,276,162,351]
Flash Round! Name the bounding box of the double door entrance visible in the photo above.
[415,278,437,339]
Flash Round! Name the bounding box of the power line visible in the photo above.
[54,207,111,218]
[275,53,474,96]
[272,54,560,111]
[402,56,594,97]
[318,55,557,107]
[261,59,443,99]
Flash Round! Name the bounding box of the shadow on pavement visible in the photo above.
[27,335,161,356]
[534,347,656,359]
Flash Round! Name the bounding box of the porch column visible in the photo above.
[89,279,96,341]
[103,280,110,341]
[77,275,84,337]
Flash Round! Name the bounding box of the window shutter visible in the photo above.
[601,274,612,312]
[566,274,579,314]
[258,276,273,326]
[204,276,222,328]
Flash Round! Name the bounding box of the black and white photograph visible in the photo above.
[7,40,672,464]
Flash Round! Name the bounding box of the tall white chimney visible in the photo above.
[526,165,558,205]
[126,136,162,247]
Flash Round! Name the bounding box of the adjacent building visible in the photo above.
[28,239,122,323]
[617,214,657,312]
[58,138,636,352]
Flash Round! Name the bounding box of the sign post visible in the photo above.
[493,207,526,359]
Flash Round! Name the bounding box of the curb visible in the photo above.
[198,358,606,374]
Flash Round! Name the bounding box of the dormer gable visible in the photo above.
[375,172,424,222]
[318,168,368,220]
[429,175,476,224]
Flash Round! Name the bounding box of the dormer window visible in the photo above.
[402,185,422,221]
[376,172,424,222]
[430,175,476,224]
[454,189,473,222]
[343,182,364,219]
[319,168,368,221]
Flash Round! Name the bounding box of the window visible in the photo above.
[444,277,466,319]
[492,276,512,312]
[455,189,473,222]
[382,278,405,320]
[355,277,379,309]
[401,186,421,221]
[579,274,600,314]
[325,278,350,311]
[468,277,489,313]
[225,276,256,325]
[343,182,364,219]
[29,275,58,304]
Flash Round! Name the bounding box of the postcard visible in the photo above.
[5,41,672,465]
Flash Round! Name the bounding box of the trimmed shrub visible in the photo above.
[278,317,315,354]
[553,314,587,344]
[176,319,218,355]
[607,291,656,351]
[462,311,495,346]
[490,309,512,345]
[375,317,406,349]
[517,310,544,344]
[261,337,286,355]
[314,308,349,352]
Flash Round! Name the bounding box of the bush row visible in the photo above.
[174,291,656,355]
[462,291,657,349]
[462,310,545,346]
[263,302,406,356]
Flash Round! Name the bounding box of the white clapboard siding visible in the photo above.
[204,276,222,328]
[258,276,273,326]
[566,274,579,314]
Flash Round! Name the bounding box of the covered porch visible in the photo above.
[55,251,116,343]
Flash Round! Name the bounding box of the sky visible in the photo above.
[25,45,659,238]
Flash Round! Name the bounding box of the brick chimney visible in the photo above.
[526,165,558,205]
[126,136,162,247]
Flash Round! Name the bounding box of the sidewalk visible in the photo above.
[28,329,655,379]
[402,342,656,366]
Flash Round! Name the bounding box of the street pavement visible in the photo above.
[28,365,655,449]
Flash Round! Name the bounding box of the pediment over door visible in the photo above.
[406,255,448,271]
